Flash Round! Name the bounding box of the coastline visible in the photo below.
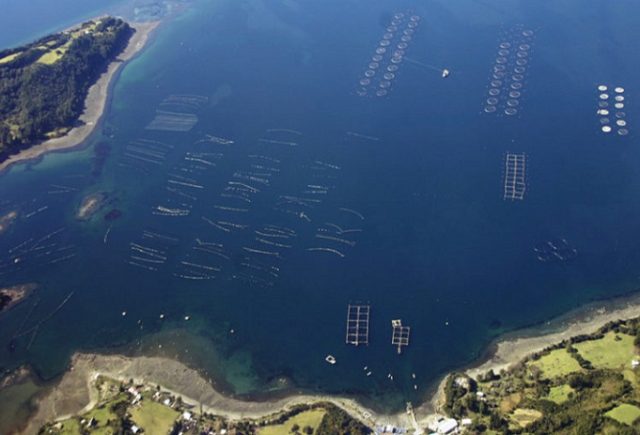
[413,290,640,424]
[0,20,159,176]
[14,291,640,434]
[20,353,410,435]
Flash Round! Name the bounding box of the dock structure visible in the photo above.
[503,152,526,201]
[391,319,410,354]
[345,304,370,346]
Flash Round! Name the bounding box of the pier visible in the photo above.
[345,304,370,346]
[391,319,410,354]
[503,152,526,201]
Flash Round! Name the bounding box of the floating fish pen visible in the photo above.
[596,85,629,136]
[391,319,410,354]
[483,26,535,116]
[346,304,370,346]
[355,11,421,98]
[503,152,526,201]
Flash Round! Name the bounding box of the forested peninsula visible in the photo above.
[0,17,133,158]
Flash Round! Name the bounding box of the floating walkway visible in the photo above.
[391,319,410,354]
[345,304,370,346]
[503,152,526,201]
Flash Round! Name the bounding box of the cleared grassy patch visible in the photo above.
[547,384,573,404]
[605,403,640,426]
[0,52,21,64]
[130,399,179,434]
[58,418,81,434]
[37,22,98,65]
[499,392,521,413]
[83,401,120,433]
[37,41,71,64]
[529,348,582,379]
[260,409,327,435]
[574,332,637,370]
[511,408,542,428]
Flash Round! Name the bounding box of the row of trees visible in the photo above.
[0,17,133,155]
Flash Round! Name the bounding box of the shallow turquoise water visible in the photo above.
[1,0,640,413]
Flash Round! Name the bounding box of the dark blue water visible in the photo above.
[1,0,640,413]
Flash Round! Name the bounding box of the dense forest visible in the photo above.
[0,17,133,156]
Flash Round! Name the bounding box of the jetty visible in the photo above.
[345,304,370,346]
[391,319,410,354]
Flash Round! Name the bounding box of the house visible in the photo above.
[436,418,458,434]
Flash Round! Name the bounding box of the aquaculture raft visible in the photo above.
[345,304,370,346]
[391,319,410,354]
[503,152,526,200]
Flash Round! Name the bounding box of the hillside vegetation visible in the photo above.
[0,17,133,155]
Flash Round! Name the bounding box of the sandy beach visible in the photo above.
[0,20,159,175]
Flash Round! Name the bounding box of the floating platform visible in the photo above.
[503,152,526,201]
[391,319,410,354]
[346,304,370,346]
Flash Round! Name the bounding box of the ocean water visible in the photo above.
[1,0,640,417]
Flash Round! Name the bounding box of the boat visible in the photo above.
[325,354,336,364]
[442,68,450,78]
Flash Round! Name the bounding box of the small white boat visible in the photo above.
[442,68,450,78]
[325,355,336,365]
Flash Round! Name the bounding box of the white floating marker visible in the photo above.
[598,85,608,91]
[602,125,612,133]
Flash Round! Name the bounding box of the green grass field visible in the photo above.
[259,409,326,435]
[57,418,81,434]
[574,332,636,370]
[130,399,179,434]
[605,403,640,426]
[529,348,582,379]
[546,384,574,404]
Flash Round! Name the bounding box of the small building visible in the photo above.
[131,425,140,434]
[182,411,192,420]
[428,417,459,434]
[631,359,639,368]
